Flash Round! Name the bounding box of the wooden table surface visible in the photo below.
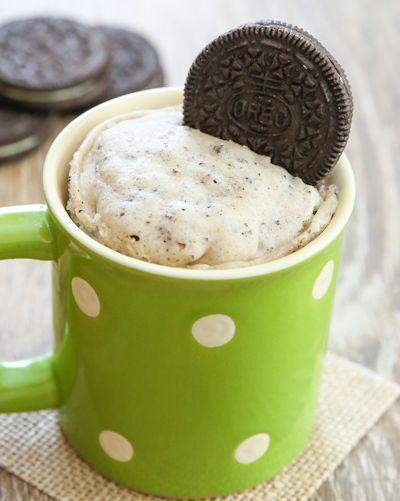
[0,0,399,499]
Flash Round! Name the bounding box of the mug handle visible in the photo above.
[0,205,59,412]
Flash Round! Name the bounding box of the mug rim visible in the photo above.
[43,86,355,281]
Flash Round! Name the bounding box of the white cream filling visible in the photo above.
[0,135,40,158]
[0,79,98,103]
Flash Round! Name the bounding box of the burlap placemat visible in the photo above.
[0,354,398,501]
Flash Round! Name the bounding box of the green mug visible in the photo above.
[0,87,355,498]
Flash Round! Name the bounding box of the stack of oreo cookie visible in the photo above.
[0,17,164,163]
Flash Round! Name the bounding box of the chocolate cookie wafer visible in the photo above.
[183,20,353,184]
[96,26,164,101]
[0,17,110,111]
[0,103,52,163]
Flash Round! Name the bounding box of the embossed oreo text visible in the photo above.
[228,92,292,136]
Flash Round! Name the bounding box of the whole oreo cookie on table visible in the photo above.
[96,26,164,100]
[183,20,353,185]
[0,17,110,111]
[0,103,52,163]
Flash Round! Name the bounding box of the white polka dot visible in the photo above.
[192,314,235,348]
[234,433,270,464]
[312,261,334,300]
[71,277,101,317]
[99,430,134,462]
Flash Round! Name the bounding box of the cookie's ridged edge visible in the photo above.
[183,21,353,184]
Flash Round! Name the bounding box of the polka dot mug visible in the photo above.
[0,88,355,498]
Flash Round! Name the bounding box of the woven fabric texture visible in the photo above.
[0,354,398,501]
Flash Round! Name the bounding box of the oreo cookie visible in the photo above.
[0,103,52,163]
[183,21,353,184]
[0,17,110,111]
[97,26,164,100]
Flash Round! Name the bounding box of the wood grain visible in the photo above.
[0,0,399,499]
